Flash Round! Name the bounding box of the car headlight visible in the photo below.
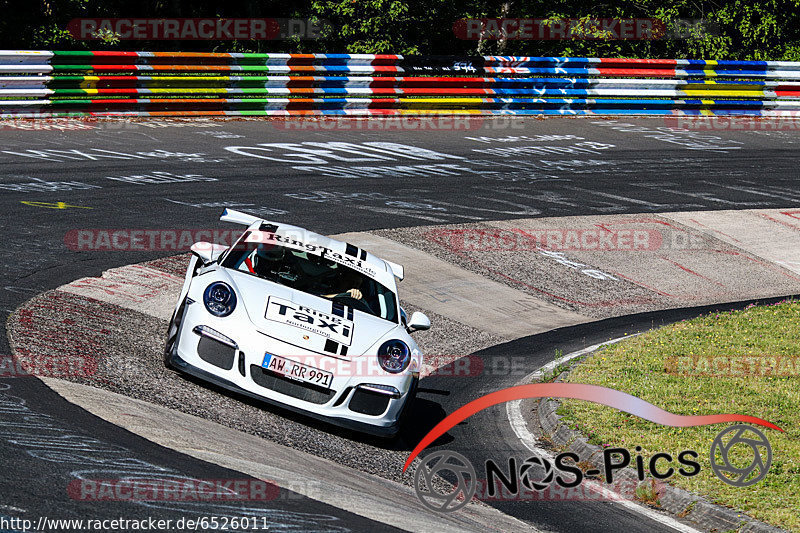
[203,282,237,317]
[377,340,411,374]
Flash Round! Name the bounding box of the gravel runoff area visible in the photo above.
[375,214,800,319]
[7,253,505,488]
[375,221,661,320]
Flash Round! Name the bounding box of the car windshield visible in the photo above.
[221,236,398,323]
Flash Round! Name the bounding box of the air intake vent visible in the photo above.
[348,388,391,416]
[197,336,236,370]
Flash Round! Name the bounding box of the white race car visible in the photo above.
[164,209,430,437]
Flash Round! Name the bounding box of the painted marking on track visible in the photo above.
[687,218,741,243]
[659,256,727,289]
[761,212,800,232]
[611,271,675,297]
[61,264,182,305]
[506,336,702,533]
[19,201,92,209]
[0,382,344,531]
[435,244,656,307]
[782,210,800,221]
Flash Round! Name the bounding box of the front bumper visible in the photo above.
[168,305,414,437]
[167,349,404,437]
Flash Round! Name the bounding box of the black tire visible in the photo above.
[163,298,187,369]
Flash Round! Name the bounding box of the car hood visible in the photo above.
[222,268,398,357]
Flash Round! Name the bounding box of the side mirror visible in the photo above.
[190,242,227,264]
[406,311,431,333]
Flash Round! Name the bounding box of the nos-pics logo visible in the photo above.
[405,384,782,512]
[413,424,773,513]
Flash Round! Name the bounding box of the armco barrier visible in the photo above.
[1,50,800,117]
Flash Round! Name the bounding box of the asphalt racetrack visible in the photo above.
[1,117,798,532]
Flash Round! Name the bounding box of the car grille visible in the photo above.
[197,336,236,370]
[348,388,391,416]
[250,365,335,405]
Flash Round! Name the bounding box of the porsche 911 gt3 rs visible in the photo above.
[164,208,431,437]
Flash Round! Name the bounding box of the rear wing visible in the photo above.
[220,208,263,227]
[384,260,405,281]
[219,207,405,281]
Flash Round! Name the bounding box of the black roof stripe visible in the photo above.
[259,223,279,233]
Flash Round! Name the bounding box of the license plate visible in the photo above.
[262,353,333,389]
